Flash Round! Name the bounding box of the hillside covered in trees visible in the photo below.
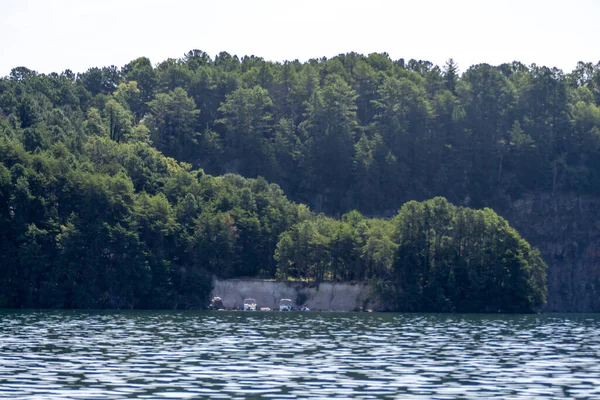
[4,50,593,311]
[5,51,598,214]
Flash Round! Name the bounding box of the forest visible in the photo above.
[3,49,594,311]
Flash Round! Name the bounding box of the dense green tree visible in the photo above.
[388,198,546,312]
[147,87,200,160]
[3,50,585,311]
[300,75,359,211]
[216,86,276,179]
[443,58,459,94]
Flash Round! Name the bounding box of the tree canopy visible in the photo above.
[0,51,569,311]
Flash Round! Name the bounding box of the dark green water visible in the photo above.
[0,311,599,399]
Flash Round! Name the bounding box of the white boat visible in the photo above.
[279,298,293,311]
[243,298,257,311]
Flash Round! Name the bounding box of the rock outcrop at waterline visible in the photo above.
[213,193,600,313]
[211,279,382,311]
[500,193,600,312]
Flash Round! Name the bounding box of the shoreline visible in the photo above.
[210,278,383,312]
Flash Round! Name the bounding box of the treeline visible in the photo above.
[3,52,600,215]
[0,133,311,308]
[276,198,546,312]
[0,51,555,311]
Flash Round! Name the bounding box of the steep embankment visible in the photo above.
[211,279,382,311]
[501,194,600,312]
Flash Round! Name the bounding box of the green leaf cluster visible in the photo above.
[0,52,560,311]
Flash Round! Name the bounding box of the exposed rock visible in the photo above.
[499,193,600,312]
[211,279,382,311]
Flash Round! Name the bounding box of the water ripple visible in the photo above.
[0,311,599,398]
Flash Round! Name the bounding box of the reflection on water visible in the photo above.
[0,311,599,398]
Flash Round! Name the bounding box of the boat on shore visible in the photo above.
[243,298,257,311]
[279,298,293,311]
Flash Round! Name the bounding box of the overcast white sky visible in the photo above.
[1,0,599,77]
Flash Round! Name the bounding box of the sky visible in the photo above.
[1,0,599,77]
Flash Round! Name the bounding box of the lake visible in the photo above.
[0,311,598,399]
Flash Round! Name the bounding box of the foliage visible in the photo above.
[0,50,567,311]
[274,198,546,312]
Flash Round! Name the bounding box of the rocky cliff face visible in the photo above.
[211,279,382,311]
[500,194,600,312]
